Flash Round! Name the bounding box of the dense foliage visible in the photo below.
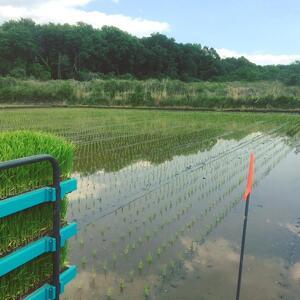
[1,19,300,84]
[1,77,300,109]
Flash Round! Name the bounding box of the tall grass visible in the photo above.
[1,77,300,109]
[0,131,74,299]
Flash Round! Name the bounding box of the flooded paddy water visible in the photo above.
[1,108,300,299]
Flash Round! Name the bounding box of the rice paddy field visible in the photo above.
[1,108,300,299]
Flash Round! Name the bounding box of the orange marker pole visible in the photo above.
[236,153,254,300]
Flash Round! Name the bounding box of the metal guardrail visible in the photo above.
[0,155,77,300]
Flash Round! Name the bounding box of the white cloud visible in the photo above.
[0,0,169,37]
[217,48,300,66]
[0,0,91,7]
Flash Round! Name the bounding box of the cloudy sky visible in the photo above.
[0,0,299,65]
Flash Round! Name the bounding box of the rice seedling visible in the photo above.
[106,287,113,300]
[129,270,135,282]
[157,247,162,258]
[112,253,117,269]
[138,260,144,274]
[103,262,108,278]
[119,279,125,293]
[143,285,150,300]
[124,245,130,256]
[147,252,153,265]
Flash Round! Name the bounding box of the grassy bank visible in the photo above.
[0,131,74,299]
[1,77,300,109]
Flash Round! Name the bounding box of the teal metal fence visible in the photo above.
[0,155,77,300]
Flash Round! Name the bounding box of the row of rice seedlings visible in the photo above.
[67,144,288,300]
[2,108,299,144]
[68,129,278,227]
[95,139,278,276]
[75,132,282,231]
[65,135,289,299]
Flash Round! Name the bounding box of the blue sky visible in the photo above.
[1,0,299,64]
[87,0,300,54]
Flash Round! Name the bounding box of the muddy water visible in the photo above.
[62,132,300,300]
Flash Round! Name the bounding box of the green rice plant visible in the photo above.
[146,253,153,265]
[131,242,136,251]
[156,247,162,258]
[138,260,144,274]
[92,249,97,259]
[129,270,135,282]
[0,131,74,300]
[112,253,117,269]
[106,287,113,300]
[119,279,125,293]
[143,285,150,300]
[103,262,108,277]
[123,244,130,256]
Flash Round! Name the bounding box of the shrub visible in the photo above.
[0,77,300,109]
[29,64,51,81]
[9,67,26,79]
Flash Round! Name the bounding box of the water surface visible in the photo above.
[63,130,300,300]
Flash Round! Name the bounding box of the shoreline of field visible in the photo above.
[1,104,300,114]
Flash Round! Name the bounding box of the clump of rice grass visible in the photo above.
[112,253,117,269]
[138,260,144,274]
[143,285,150,299]
[0,131,74,300]
[157,247,162,258]
[129,270,135,282]
[119,279,125,293]
[106,287,113,300]
[123,244,130,256]
[103,262,108,278]
[146,252,153,265]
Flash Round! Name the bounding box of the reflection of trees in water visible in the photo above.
[74,119,299,174]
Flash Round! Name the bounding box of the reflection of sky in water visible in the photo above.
[63,132,300,300]
[162,237,300,300]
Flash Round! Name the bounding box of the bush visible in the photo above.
[0,77,300,109]
[0,131,74,299]
[9,67,26,79]
[29,64,51,81]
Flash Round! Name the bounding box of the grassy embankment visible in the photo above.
[0,131,74,299]
[1,77,300,110]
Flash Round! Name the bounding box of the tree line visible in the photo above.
[0,19,299,85]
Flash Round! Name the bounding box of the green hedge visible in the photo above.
[1,77,300,109]
[0,131,74,299]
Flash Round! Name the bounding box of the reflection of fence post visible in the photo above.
[236,153,254,300]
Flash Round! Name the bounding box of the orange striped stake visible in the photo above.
[236,153,254,300]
